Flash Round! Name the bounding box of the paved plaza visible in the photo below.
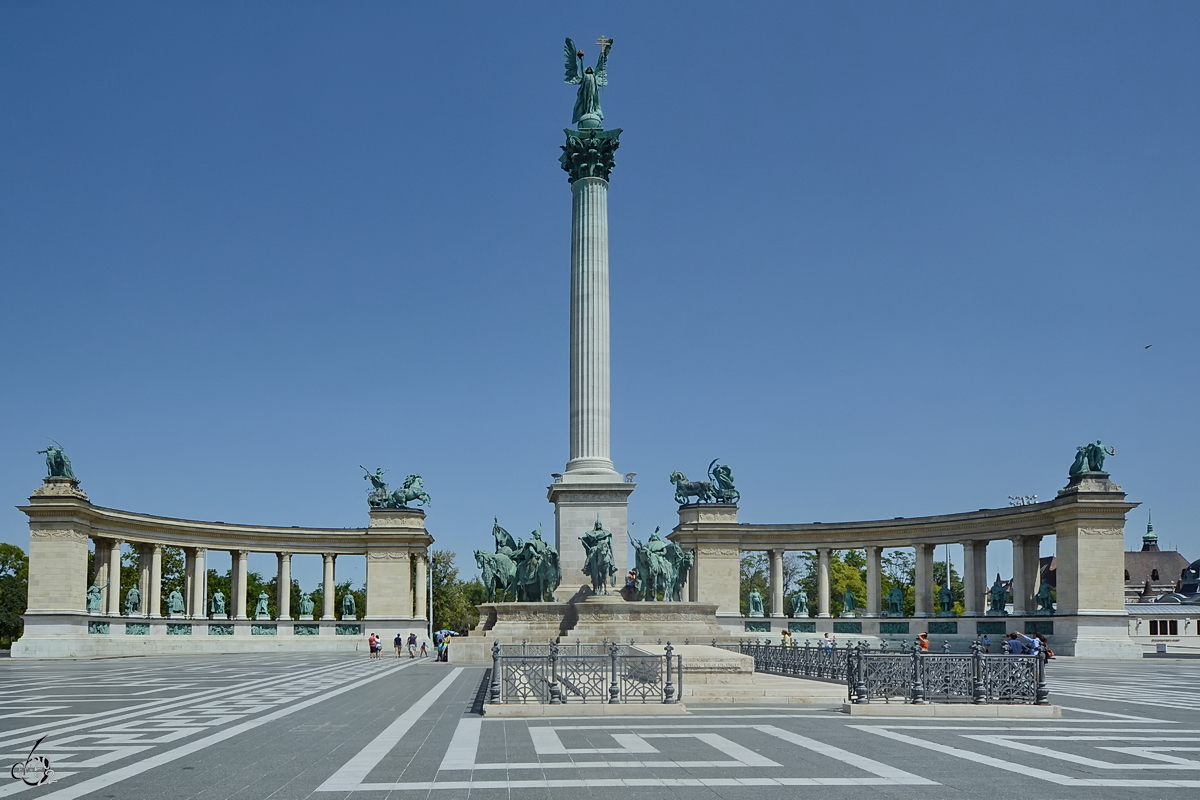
[0,654,1198,798]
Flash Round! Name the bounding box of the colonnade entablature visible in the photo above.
[668,472,1138,657]
[19,476,432,628]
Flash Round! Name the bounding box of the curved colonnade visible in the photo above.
[669,471,1140,658]
[14,477,431,658]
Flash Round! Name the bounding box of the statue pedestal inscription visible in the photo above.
[299,614,314,621]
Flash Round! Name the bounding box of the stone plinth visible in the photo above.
[456,594,725,664]
[548,480,634,592]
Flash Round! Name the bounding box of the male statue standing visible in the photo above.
[210,590,226,618]
[299,594,315,618]
[124,586,141,617]
[342,592,356,619]
[885,585,904,617]
[987,574,1009,616]
[254,591,270,619]
[747,588,765,617]
[167,588,185,616]
[86,583,105,613]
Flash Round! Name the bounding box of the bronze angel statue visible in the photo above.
[564,37,611,128]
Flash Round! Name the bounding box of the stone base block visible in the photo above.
[482,702,687,717]
[841,702,1061,718]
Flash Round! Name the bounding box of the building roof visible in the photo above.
[1125,550,1189,585]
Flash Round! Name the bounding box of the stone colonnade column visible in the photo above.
[962,540,988,616]
[92,538,110,610]
[194,548,206,618]
[566,175,615,475]
[137,544,152,616]
[769,549,785,617]
[414,553,428,620]
[322,554,336,620]
[865,546,882,617]
[914,543,934,617]
[277,553,291,620]
[233,550,248,620]
[149,544,163,618]
[1010,535,1041,615]
[816,548,831,618]
[107,539,122,615]
[184,548,195,616]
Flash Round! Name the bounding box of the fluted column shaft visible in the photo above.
[566,176,614,474]
[277,553,291,620]
[233,550,248,620]
[816,548,831,618]
[107,540,122,615]
[865,546,882,617]
[914,543,935,617]
[137,544,152,616]
[769,549,785,617]
[963,540,987,616]
[194,549,206,618]
[149,544,163,618]
[1011,535,1042,616]
[322,554,336,620]
[92,538,110,610]
[414,553,428,620]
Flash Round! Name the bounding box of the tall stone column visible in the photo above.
[232,550,248,620]
[194,548,206,619]
[914,543,934,617]
[322,554,336,620]
[769,549,785,617]
[865,546,882,617]
[183,548,195,617]
[687,549,699,602]
[1010,535,1041,616]
[277,552,291,620]
[149,544,163,618]
[93,538,110,611]
[107,539,123,615]
[816,548,831,618]
[414,552,428,621]
[962,540,987,616]
[136,544,152,616]
[549,125,633,588]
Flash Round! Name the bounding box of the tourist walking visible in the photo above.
[916,632,929,652]
[393,633,403,658]
[367,632,378,659]
[981,634,991,653]
[781,629,792,648]
[420,640,428,657]
[407,632,418,658]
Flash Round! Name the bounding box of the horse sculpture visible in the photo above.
[389,475,431,508]
[632,530,674,601]
[664,540,694,601]
[513,529,561,602]
[474,550,515,602]
[669,472,714,505]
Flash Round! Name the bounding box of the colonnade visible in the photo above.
[87,537,430,621]
[743,536,1043,618]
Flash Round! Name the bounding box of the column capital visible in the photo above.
[322,553,336,563]
[278,551,292,559]
[560,128,622,183]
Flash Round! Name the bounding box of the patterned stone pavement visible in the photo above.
[0,653,1197,798]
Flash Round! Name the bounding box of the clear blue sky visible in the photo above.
[2,3,1197,592]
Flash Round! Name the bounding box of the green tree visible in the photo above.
[431,550,479,633]
[0,543,29,648]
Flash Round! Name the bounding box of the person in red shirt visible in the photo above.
[368,633,378,659]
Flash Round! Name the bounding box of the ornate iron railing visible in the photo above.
[489,641,682,704]
[735,640,1048,705]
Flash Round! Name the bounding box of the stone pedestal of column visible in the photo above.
[548,480,634,597]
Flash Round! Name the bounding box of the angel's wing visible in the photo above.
[564,38,581,84]
[594,39,612,86]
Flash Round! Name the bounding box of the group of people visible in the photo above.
[366,632,429,659]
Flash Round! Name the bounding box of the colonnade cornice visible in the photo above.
[669,493,1137,551]
[19,500,432,554]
